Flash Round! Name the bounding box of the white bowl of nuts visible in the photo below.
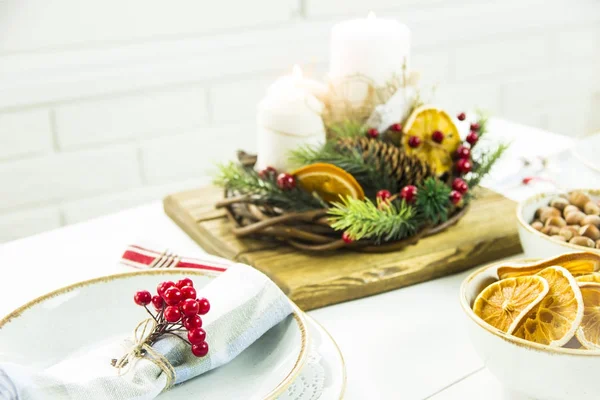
[517,190,600,258]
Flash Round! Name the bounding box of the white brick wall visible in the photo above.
[0,0,599,242]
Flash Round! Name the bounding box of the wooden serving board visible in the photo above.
[164,186,522,310]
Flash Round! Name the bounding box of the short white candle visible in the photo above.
[256,66,327,172]
[329,12,411,104]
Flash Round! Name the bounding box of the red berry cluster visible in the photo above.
[134,277,210,358]
[259,166,297,191]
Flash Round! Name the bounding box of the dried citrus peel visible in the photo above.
[473,275,549,334]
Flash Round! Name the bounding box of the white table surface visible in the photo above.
[0,120,597,400]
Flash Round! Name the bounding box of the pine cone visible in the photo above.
[337,137,434,189]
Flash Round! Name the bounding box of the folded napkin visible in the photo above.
[0,254,293,400]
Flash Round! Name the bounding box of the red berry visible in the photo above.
[408,136,422,148]
[183,315,203,330]
[258,166,277,180]
[342,232,353,244]
[367,128,379,138]
[456,158,472,174]
[452,178,468,194]
[134,290,152,306]
[164,306,182,323]
[197,298,211,315]
[181,299,200,317]
[276,173,296,190]
[431,130,444,143]
[188,328,207,345]
[151,295,164,310]
[470,122,480,131]
[163,287,183,306]
[457,112,466,121]
[449,190,463,205]
[376,189,392,202]
[399,185,418,204]
[466,131,479,145]
[391,123,402,132]
[455,145,471,159]
[157,281,175,297]
[175,278,193,289]
[191,342,209,357]
[181,285,197,300]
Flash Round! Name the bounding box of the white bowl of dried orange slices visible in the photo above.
[460,252,600,400]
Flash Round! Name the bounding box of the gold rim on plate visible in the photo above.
[0,269,309,399]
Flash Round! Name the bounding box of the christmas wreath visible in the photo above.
[214,101,507,252]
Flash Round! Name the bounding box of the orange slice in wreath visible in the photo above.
[497,252,600,280]
[575,282,600,350]
[513,266,584,347]
[472,275,549,334]
[292,163,365,203]
[402,105,461,175]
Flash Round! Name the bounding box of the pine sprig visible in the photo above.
[290,142,398,194]
[214,162,326,211]
[328,196,417,243]
[329,120,365,139]
[467,143,509,189]
[474,110,490,140]
[415,178,452,225]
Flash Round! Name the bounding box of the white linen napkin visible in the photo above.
[0,263,293,400]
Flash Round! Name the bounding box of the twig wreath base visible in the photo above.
[215,152,469,253]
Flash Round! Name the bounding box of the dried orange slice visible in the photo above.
[575,282,600,350]
[292,163,365,203]
[497,252,600,280]
[576,272,600,284]
[513,266,583,347]
[472,275,549,334]
[402,105,461,175]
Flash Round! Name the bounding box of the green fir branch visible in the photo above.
[329,120,365,139]
[328,196,417,243]
[213,162,326,211]
[415,178,452,225]
[466,142,509,189]
[289,142,398,195]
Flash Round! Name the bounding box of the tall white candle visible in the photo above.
[329,12,411,104]
[256,66,327,172]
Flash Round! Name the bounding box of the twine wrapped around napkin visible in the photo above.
[0,255,293,400]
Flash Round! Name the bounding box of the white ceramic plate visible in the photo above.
[0,269,308,400]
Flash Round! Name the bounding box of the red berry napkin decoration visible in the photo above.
[112,277,211,369]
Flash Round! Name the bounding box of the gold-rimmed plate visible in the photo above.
[0,269,308,400]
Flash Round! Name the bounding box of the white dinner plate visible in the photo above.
[0,269,309,399]
[277,314,346,400]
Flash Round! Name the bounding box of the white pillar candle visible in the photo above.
[256,66,327,172]
[329,12,411,104]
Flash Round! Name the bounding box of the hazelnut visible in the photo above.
[531,221,544,231]
[582,215,600,228]
[538,207,561,223]
[579,224,600,241]
[584,201,600,216]
[541,226,561,235]
[569,191,591,209]
[569,236,596,248]
[549,197,569,211]
[558,227,575,241]
[566,211,586,225]
[563,205,580,216]
[551,235,567,242]
[545,216,566,227]
[597,239,600,249]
